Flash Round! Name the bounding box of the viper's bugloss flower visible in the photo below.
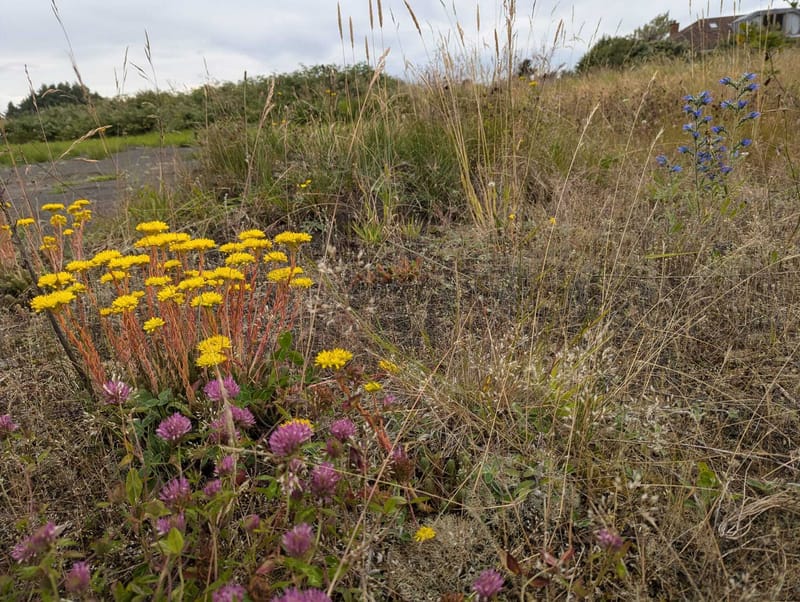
[102,380,133,405]
[204,376,240,402]
[282,523,314,558]
[269,419,313,456]
[310,462,340,499]
[0,414,19,437]
[330,418,356,441]
[159,477,191,508]
[64,560,91,594]
[472,569,504,600]
[596,528,624,551]
[156,412,192,443]
[212,582,248,602]
[741,138,752,147]
[11,522,59,563]
[271,587,331,602]
[719,76,732,85]
[655,154,668,167]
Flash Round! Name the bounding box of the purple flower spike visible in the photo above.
[281,523,314,558]
[310,462,341,500]
[472,568,504,600]
[269,420,313,457]
[11,522,59,563]
[156,412,192,443]
[213,582,248,602]
[102,380,133,405]
[0,414,19,437]
[64,560,91,593]
[330,418,356,441]
[159,477,191,508]
[204,376,241,402]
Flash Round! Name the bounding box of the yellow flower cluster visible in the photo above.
[273,231,312,246]
[413,526,436,542]
[143,317,165,333]
[190,291,223,307]
[314,348,353,370]
[38,271,75,289]
[363,381,382,393]
[30,290,76,313]
[267,266,304,284]
[196,335,231,368]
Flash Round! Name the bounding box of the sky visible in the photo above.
[0,0,777,112]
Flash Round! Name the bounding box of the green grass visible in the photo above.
[0,130,195,166]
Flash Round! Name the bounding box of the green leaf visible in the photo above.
[383,495,407,514]
[126,469,143,506]
[158,528,184,556]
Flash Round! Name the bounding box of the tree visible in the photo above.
[633,12,673,42]
[4,82,101,118]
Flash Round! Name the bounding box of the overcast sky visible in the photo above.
[0,0,775,111]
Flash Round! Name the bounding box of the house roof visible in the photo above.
[670,16,737,51]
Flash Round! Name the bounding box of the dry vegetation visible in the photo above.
[1,2,800,600]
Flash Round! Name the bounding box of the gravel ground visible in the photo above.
[0,146,196,218]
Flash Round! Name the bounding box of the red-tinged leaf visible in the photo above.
[542,550,559,567]
[501,549,522,576]
[559,546,575,564]
[530,577,550,588]
[440,593,465,602]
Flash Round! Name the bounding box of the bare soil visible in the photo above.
[1,146,196,218]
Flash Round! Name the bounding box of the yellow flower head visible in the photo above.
[289,277,313,289]
[273,231,312,247]
[190,291,223,307]
[143,317,165,333]
[99,270,129,283]
[67,199,91,213]
[50,214,68,227]
[379,359,401,374]
[156,286,185,304]
[225,252,256,266]
[63,228,74,236]
[90,250,123,267]
[177,276,207,291]
[209,266,245,281]
[135,220,170,235]
[145,275,172,287]
[30,290,76,313]
[110,294,140,313]
[314,348,353,370]
[196,335,232,355]
[41,203,65,212]
[264,251,289,264]
[170,238,217,253]
[241,238,273,251]
[219,242,246,254]
[108,254,150,271]
[364,381,382,393]
[267,266,304,284]
[196,351,227,368]
[161,259,182,270]
[72,209,92,225]
[413,526,436,542]
[37,271,75,289]
[238,229,266,240]
[284,418,314,431]
[16,218,35,227]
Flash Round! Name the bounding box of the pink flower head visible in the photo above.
[230,405,256,429]
[0,413,19,438]
[213,582,248,602]
[208,414,241,444]
[204,376,241,402]
[64,560,91,594]
[215,454,236,476]
[159,477,191,508]
[203,479,222,497]
[102,380,133,405]
[596,528,624,551]
[156,512,186,536]
[269,420,313,457]
[11,522,60,563]
[329,418,356,442]
[243,514,261,532]
[310,462,340,500]
[281,523,314,558]
[271,587,331,602]
[472,568,504,600]
[156,412,192,443]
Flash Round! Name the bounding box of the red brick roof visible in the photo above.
[670,16,737,51]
